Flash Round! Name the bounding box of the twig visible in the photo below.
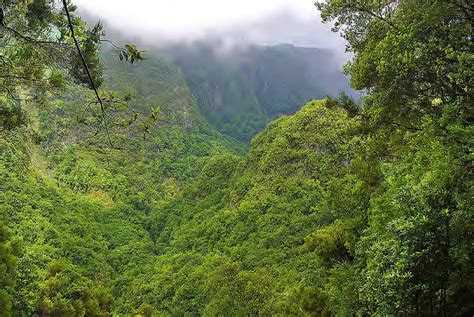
[5,26,68,46]
[379,120,421,132]
[113,100,153,136]
[99,39,123,51]
[343,3,399,30]
[62,0,113,148]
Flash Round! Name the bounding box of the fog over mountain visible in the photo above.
[77,1,357,140]
[76,0,348,63]
[74,1,338,43]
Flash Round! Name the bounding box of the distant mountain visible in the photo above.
[80,10,355,141]
[163,42,356,140]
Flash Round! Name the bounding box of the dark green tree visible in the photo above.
[314,0,474,314]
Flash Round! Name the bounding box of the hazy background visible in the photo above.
[75,0,347,60]
[75,0,357,140]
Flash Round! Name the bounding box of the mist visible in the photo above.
[75,0,348,61]
[76,0,359,130]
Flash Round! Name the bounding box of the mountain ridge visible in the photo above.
[162,42,355,140]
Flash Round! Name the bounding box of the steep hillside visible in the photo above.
[139,99,362,315]
[165,43,354,140]
[2,42,471,317]
[33,51,245,212]
[1,51,245,315]
[4,89,472,315]
[2,97,363,315]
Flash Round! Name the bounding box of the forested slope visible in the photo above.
[1,51,244,314]
[1,0,473,316]
[4,96,472,315]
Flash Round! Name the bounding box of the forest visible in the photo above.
[0,0,473,316]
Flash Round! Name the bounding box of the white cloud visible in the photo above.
[75,0,315,35]
[74,0,345,50]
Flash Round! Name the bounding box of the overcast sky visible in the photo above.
[74,0,346,53]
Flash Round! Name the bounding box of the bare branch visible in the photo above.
[61,0,113,148]
[5,26,68,46]
[343,3,399,30]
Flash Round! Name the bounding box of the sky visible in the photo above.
[74,0,347,52]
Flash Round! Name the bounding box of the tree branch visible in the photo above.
[343,3,399,30]
[5,26,68,46]
[62,0,113,148]
[99,39,123,51]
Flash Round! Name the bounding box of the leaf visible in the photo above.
[123,93,132,102]
[125,44,137,53]
[114,103,126,110]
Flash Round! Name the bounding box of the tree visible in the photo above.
[0,0,146,140]
[316,0,473,127]
[314,0,474,315]
[0,213,18,317]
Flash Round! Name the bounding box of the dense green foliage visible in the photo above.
[166,43,354,140]
[1,49,244,315]
[313,0,474,314]
[1,0,473,316]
